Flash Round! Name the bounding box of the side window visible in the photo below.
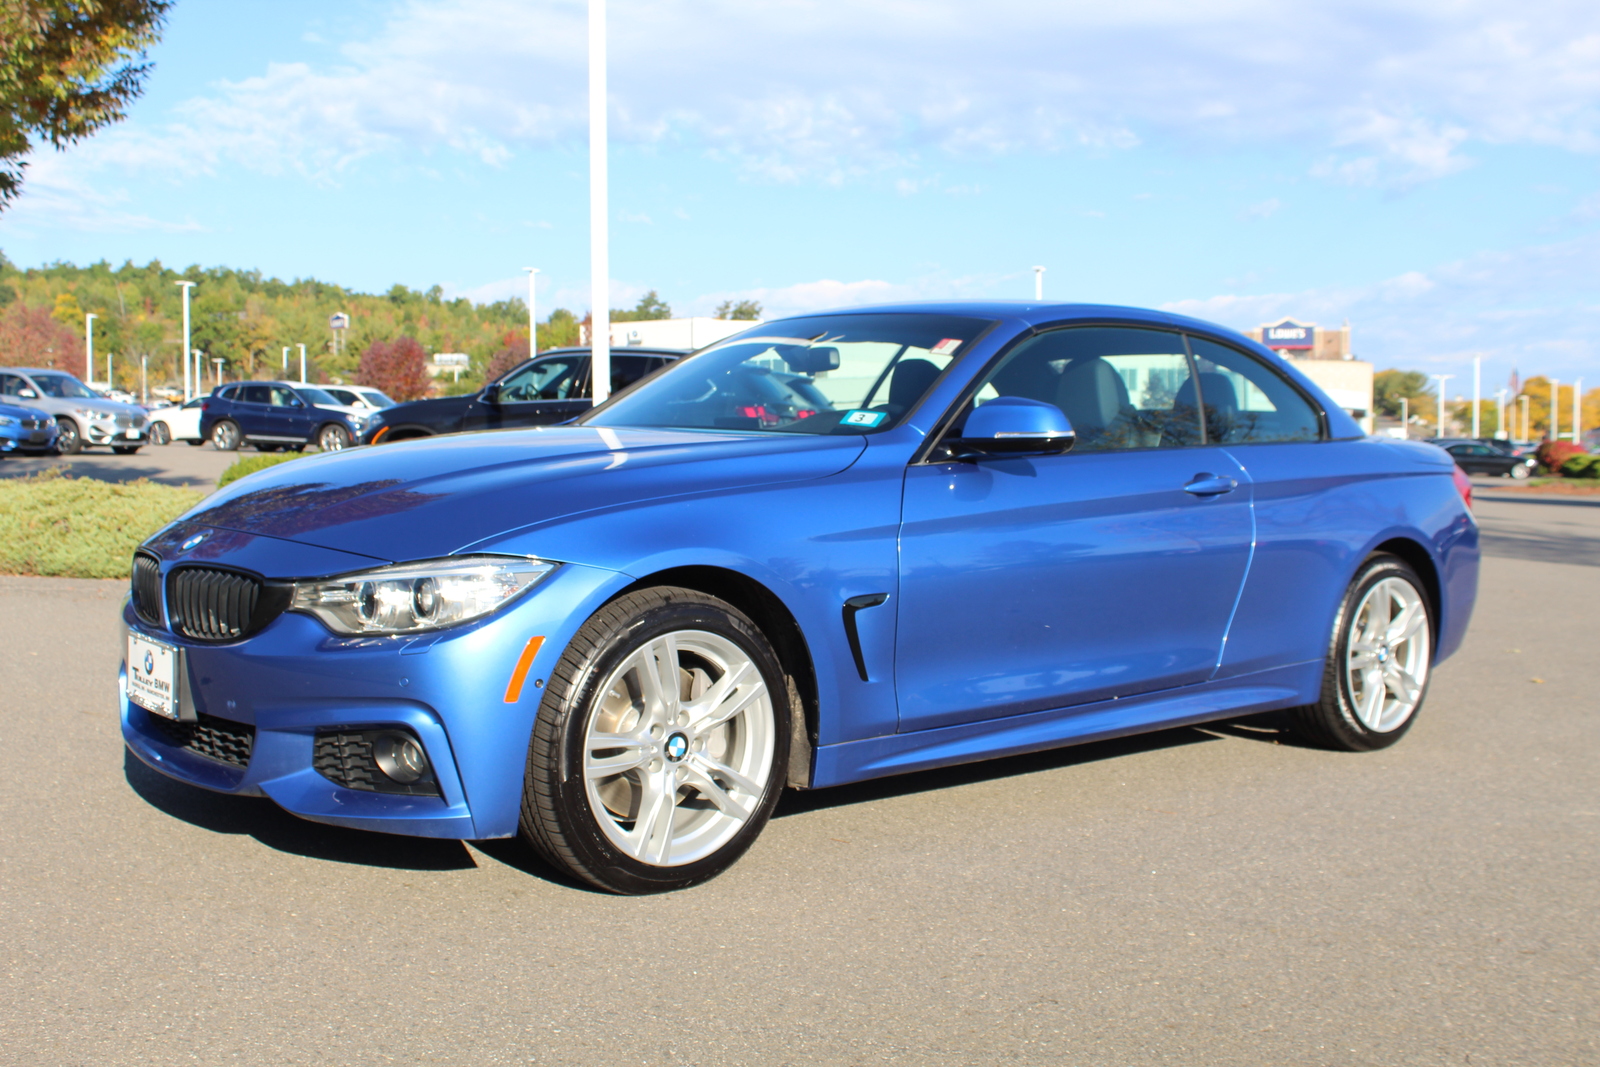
[268,387,300,407]
[1185,337,1322,444]
[964,326,1202,451]
[610,355,661,392]
[0,373,22,395]
[499,357,583,402]
[240,385,271,404]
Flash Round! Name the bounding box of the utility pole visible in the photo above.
[84,313,97,385]
[1033,266,1046,301]
[1471,355,1482,438]
[589,0,610,405]
[523,268,540,355]
[176,281,196,401]
[1431,374,1454,438]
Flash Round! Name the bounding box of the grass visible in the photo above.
[216,450,310,488]
[0,468,205,579]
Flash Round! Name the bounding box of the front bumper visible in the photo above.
[0,425,57,452]
[120,561,627,840]
[85,419,148,445]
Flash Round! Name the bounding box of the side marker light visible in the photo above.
[504,635,546,703]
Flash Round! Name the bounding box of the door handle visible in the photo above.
[1184,473,1238,496]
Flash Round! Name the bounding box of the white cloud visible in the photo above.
[1162,233,1600,376]
[35,0,1600,192]
[1239,198,1281,221]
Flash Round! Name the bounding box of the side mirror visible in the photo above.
[482,382,502,405]
[956,396,1076,458]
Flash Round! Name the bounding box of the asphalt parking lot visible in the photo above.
[0,439,238,489]
[1,492,1595,1066]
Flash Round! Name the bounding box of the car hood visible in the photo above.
[311,403,367,418]
[0,401,49,420]
[48,397,143,416]
[376,394,475,421]
[178,425,868,566]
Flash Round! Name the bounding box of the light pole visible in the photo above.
[1495,388,1508,439]
[1575,377,1584,443]
[1471,355,1482,438]
[213,358,224,387]
[589,0,610,405]
[1431,374,1454,438]
[282,346,289,375]
[523,267,540,355]
[1519,394,1530,442]
[1550,378,1559,441]
[108,350,114,393]
[175,281,196,400]
[141,354,148,406]
[1033,266,1046,301]
[298,343,307,384]
[192,350,203,395]
[1400,396,1409,438]
[84,313,97,385]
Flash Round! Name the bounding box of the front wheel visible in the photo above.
[149,421,171,446]
[1291,555,1433,751]
[520,586,791,894]
[1510,463,1531,480]
[317,424,351,451]
[55,417,82,455]
[210,420,241,451]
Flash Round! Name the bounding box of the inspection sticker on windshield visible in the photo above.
[841,410,887,428]
[127,630,180,720]
[931,338,962,355]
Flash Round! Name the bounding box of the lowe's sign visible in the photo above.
[1263,319,1315,349]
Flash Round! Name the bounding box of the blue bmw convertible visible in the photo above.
[120,303,1479,893]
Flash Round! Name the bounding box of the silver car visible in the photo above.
[0,367,150,454]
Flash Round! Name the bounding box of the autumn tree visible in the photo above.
[1,0,174,209]
[612,291,671,322]
[0,300,83,374]
[355,336,431,401]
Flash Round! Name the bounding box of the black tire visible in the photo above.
[1290,554,1434,752]
[317,423,351,452]
[211,420,241,451]
[1510,463,1530,480]
[256,442,280,452]
[520,586,791,894]
[112,445,140,455]
[54,417,82,455]
[149,421,171,446]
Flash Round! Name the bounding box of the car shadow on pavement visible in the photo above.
[775,724,1223,819]
[123,750,479,871]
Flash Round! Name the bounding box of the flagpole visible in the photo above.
[588,0,610,405]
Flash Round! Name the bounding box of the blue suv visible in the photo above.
[199,381,375,452]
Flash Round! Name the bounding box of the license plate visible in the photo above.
[125,428,140,439]
[28,430,45,442]
[128,630,181,719]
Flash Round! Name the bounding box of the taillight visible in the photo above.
[1451,464,1472,510]
[201,400,211,411]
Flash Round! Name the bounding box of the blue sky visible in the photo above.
[5,0,1600,388]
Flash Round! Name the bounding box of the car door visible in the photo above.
[230,385,275,439]
[463,354,591,431]
[896,325,1255,732]
[271,385,316,441]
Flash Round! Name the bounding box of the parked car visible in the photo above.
[198,381,376,453]
[1437,440,1535,478]
[145,397,207,446]
[0,399,58,455]
[0,367,149,453]
[361,347,683,444]
[321,385,395,411]
[121,303,1478,894]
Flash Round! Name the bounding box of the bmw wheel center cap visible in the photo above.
[664,733,689,762]
[181,532,208,551]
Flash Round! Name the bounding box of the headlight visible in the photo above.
[289,555,556,635]
[0,416,14,427]
[73,407,102,419]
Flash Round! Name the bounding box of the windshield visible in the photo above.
[29,373,100,400]
[585,313,993,435]
[361,390,395,408]
[297,386,341,407]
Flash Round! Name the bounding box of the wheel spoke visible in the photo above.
[685,659,755,727]
[630,781,677,864]
[691,677,763,733]
[585,733,649,778]
[689,753,762,799]
[1359,667,1385,727]
[1387,666,1421,706]
[684,761,754,823]
[631,638,681,724]
[1385,599,1424,644]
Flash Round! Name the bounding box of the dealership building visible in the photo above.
[1244,319,1374,434]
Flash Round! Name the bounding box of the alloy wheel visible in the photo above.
[319,425,350,451]
[1344,577,1431,733]
[582,629,776,867]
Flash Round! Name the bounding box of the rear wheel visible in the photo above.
[521,586,790,894]
[317,424,351,451]
[210,420,241,451]
[149,421,171,446]
[54,417,81,455]
[1291,554,1433,751]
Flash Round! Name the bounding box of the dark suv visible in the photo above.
[1431,438,1536,479]
[200,381,375,453]
[360,347,682,444]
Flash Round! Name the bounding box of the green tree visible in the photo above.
[612,291,671,322]
[1373,369,1435,421]
[0,0,174,209]
[714,298,762,321]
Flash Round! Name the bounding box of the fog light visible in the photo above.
[372,730,429,784]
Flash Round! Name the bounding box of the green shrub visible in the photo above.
[217,451,310,488]
[0,469,204,579]
[1536,439,1587,474]
[1560,453,1600,479]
